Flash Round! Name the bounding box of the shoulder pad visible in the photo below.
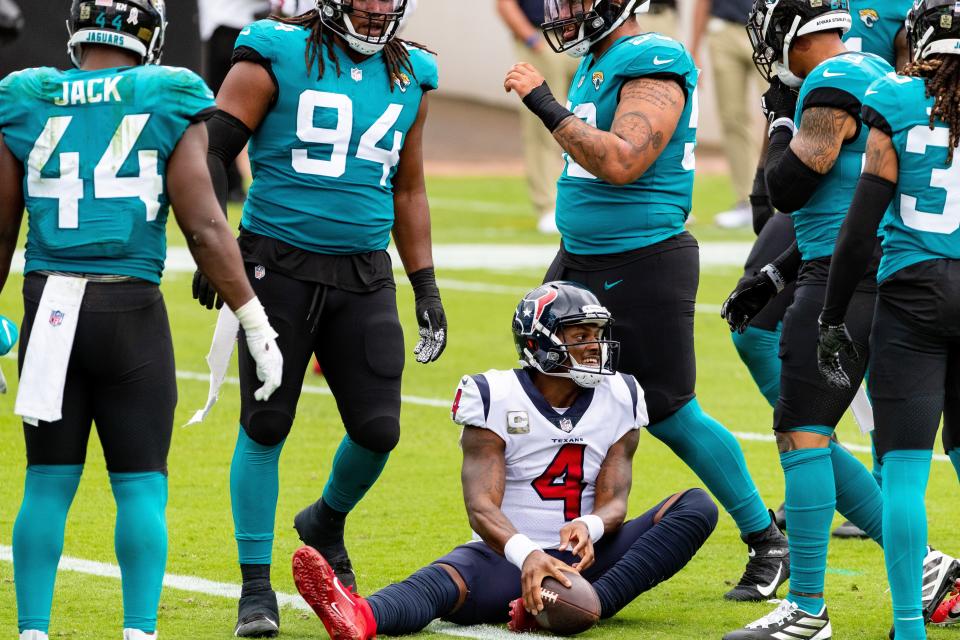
[619,34,695,80]
[143,65,216,123]
[404,44,438,91]
[452,374,491,428]
[234,19,305,64]
[862,72,928,135]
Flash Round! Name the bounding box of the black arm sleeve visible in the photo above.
[206,110,252,216]
[765,125,826,213]
[821,173,896,325]
[750,166,774,235]
[770,240,802,286]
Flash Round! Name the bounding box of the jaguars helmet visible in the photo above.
[67,0,166,68]
[907,0,960,60]
[513,281,618,388]
[747,0,852,87]
[0,0,24,46]
[542,0,651,58]
[316,0,407,56]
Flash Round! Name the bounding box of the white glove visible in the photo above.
[235,297,283,402]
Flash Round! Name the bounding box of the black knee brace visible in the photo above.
[346,415,400,454]
[244,409,294,447]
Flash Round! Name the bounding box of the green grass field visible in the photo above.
[0,175,957,639]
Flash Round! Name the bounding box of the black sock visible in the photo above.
[299,498,347,547]
[367,565,460,635]
[592,489,718,618]
[240,563,272,596]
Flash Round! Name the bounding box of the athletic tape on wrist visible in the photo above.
[573,514,604,543]
[761,264,786,294]
[504,533,542,570]
[234,297,270,333]
[768,117,796,138]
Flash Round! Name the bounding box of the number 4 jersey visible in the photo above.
[862,73,960,282]
[234,20,438,255]
[0,65,215,283]
[452,368,648,548]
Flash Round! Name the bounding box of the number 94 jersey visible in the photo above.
[557,33,698,255]
[862,74,960,282]
[0,65,215,283]
[451,368,648,549]
[235,20,438,255]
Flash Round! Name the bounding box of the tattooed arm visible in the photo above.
[552,77,686,185]
[789,106,858,174]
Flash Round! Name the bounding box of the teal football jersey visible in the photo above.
[556,33,698,255]
[792,52,893,260]
[863,74,960,281]
[235,21,438,255]
[0,65,215,283]
[844,0,911,66]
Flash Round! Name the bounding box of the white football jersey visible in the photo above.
[451,368,648,549]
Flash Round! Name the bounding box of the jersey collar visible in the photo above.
[513,368,596,433]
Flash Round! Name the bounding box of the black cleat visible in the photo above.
[725,512,790,601]
[235,589,279,638]
[831,520,869,539]
[724,600,831,640]
[294,501,357,591]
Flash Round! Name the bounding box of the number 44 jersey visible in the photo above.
[234,20,438,255]
[0,65,216,283]
[863,73,960,282]
[452,368,648,548]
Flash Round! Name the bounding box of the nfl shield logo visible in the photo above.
[254,265,266,280]
[351,67,363,82]
[49,310,64,327]
[559,417,574,433]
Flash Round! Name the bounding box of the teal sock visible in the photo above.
[648,398,771,535]
[730,325,782,407]
[948,448,960,485]
[110,472,168,633]
[882,450,932,640]
[829,441,883,544]
[322,435,390,513]
[230,427,285,564]
[781,447,834,612]
[13,465,83,633]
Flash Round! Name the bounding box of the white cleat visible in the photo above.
[537,211,559,234]
[123,629,157,640]
[723,600,832,640]
[20,631,49,640]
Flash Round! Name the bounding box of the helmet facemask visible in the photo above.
[746,0,852,87]
[541,0,649,58]
[316,0,407,55]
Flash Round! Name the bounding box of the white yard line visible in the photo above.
[8,242,752,276]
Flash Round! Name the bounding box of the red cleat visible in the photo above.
[507,596,541,633]
[312,357,323,376]
[932,580,960,626]
[292,546,376,640]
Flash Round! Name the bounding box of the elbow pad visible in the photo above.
[766,146,825,213]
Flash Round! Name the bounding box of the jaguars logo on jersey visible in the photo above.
[592,71,604,90]
[860,8,879,26]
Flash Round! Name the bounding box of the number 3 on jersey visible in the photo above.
[294,90,403,186]
[532,443,586,521]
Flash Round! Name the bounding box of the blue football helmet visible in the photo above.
[513,281,618,388]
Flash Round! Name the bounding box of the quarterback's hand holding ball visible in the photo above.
[521,551,575,615]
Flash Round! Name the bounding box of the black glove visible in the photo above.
[408,267,447,363]
[192,270,224,310]
[720,265,784,333]
[760,78,799,126]
[817,316,859,390]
